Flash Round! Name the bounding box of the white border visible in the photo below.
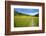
[11,5,42,31]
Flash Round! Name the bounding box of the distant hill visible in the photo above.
[14,11,31,16]
[35,14,39,17]
[14,11,39,17]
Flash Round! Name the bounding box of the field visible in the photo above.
[14,15,39,27]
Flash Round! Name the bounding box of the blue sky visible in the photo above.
[14,8,39,16]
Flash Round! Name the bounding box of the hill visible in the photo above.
[14,11,39,17]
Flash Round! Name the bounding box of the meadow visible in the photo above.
[14,15,39,27]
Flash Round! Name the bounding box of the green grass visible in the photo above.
[14,15,39,27]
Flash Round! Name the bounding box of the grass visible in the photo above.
[14,15,39,27]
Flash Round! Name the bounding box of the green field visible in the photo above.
[14,15,39,27]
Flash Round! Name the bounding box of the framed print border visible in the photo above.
[5,1,45,35]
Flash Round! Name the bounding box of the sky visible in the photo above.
[14,8,39,16]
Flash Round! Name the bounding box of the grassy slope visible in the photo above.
[14,15,39,27]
